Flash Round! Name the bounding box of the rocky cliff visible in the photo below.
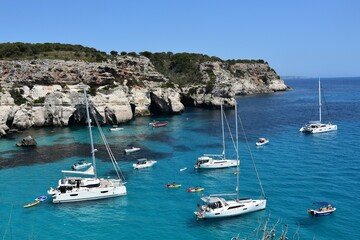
[0,55,288,136]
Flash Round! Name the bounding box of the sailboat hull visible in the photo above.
[195,199,266,219]
[194,157,238,169]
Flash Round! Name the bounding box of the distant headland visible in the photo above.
[0,42,289,136]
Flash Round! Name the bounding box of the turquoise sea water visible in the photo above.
[1,77,359,239]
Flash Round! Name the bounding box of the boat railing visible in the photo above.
[203,154,224,157]
[209,193,237,197]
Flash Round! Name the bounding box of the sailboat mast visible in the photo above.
[318,77,322,123]
[83,87,97,178]
[235,103,239,199]
[221,104,226,158]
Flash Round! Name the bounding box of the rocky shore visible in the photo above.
[0,56,289,136]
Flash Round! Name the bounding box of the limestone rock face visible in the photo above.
[130,88,151,117]
[0,56,288,136]
[91,88,133,124]
[12,108,33,130]
[150,88,184,114]
[200,61,288,96]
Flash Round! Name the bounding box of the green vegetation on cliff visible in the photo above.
[139,52,219,86]
[0,42,273,88]
[0,42,107,62]
[139,51,267,87]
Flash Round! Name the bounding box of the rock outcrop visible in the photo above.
[0,55,288,136]
[16,135,37,147]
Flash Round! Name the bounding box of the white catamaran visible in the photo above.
[299,78,337,134]
[194,104,238,169]
[194,104,266,219]
[48,87,127,203]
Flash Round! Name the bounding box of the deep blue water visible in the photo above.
[1,77,359,239]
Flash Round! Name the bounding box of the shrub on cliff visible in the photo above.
[33,97,46,104]
[9,89,27,105]
[0,42,107,62]
[139,51,220,87]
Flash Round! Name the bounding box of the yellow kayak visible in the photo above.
[24,200,40,208]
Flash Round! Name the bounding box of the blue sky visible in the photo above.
[1,0,359,77]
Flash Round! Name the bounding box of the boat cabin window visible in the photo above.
[214,161,227,164]
[198,160,209,164]
[68,179,76,185]
[209,201,223,209]
[59,186,73,193]
[228,206,240,210]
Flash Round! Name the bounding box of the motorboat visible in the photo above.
[124,146,141,154]
[255,138,269,146]
[110,125,123,131]
[300,78,337,134]
[72,160,92,170]
[47,87,127,203]
[308,202,336,216]
[133,158,157,169]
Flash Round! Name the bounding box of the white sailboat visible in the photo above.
[194,104,238,169]
[48,87,127,203]
[194,104,267,219]
[299,78,337,134]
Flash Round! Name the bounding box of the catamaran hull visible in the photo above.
[49,185,127,203]
[195,199,266,219]
[300,124,337,134]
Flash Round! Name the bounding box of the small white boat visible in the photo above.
[110,125,123,131]
[124,146,141,154]
[72,160,92,170]
[255,138,269,146]
[132,158,157,169]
